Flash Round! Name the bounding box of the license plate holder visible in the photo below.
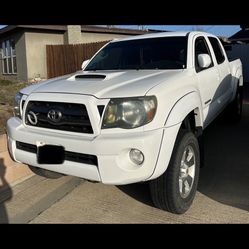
[37,144,65,164]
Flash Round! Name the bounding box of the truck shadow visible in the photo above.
[197,103,249,212]
[118,103,249,212]
[0,158,13,223]
[117,183,154,207]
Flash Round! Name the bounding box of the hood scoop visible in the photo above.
[75,74,106,80]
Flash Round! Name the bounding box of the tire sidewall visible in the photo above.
[168,131,200,213]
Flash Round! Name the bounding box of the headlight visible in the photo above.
[13,92,24,119]
[102,96,157,129]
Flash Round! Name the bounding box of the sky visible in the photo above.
[0,25,241,38]
[118,25,241,37]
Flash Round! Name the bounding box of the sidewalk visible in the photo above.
[0,174,83,223]
[0,134,34,192]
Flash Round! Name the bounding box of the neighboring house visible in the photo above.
[229,27,249,43]
[227,26,249,83]
[0,25,154,82]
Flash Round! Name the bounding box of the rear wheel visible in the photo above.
[149,130,200,214]
[28,166,64,179]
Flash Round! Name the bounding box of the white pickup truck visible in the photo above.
[7,31,243,214]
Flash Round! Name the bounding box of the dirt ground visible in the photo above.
[0,80,29,134]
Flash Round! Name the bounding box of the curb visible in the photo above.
[0,175,83,223]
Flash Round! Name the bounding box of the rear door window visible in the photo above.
[208,37,225,64]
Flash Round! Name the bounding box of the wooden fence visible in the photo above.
[46,40,110,78]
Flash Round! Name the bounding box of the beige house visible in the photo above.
[0,25,151,82]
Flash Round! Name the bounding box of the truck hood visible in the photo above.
[21,70,183,98]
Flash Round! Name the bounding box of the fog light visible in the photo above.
[129,149,144,165]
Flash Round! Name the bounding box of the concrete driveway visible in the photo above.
[28,105,249,223]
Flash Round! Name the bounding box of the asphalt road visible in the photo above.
[29,104,249,224]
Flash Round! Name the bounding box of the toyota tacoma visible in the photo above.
[7,31,243,213]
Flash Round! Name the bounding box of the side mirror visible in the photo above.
[198,54,211,68]
[81,59,90,70]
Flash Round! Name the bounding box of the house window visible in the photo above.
[1,39,17,74]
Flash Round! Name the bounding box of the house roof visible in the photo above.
[81,26,153,35]
[0,25,67,35]
[0,25,159,36]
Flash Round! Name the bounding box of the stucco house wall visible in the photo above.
[25,31,64,81]
[81,32,130,43]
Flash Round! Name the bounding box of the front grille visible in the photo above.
[16,141,98,166]
[25,101,93,134]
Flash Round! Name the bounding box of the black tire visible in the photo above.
[149,130,200,214]
[28,165,64,179]
[227,85,243,122]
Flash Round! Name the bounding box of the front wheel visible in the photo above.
[149,130,200,214]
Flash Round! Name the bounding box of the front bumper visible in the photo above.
[7,117,166,185]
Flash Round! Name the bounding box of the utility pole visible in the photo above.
[138,25,145,30]
[192,25,203,31]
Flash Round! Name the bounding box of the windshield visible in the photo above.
[85,36,188,71]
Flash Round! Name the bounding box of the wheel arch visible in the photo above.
[147,92,203,181]
[165,91,203,128]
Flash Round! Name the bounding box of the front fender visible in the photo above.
[165,91,203,127]
[147,92,203,180]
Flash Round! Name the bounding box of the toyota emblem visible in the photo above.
[47,109,62,123]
